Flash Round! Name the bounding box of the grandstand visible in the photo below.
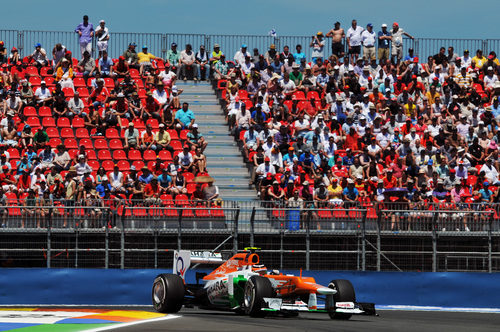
[0,22,500,272]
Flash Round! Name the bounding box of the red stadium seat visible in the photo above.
[167,129,179,140]
[48,138,62,148]
[146,118,159,130]
[104,78,114,88]
[72,117,85,128]
[57,117,71,128]
[87,160,100,170]
[75,128,89,139]
[132,160,145,170]
[116,160,130,171]
[40,67,53,77]
[132,118,145,130]
[73,77,86,88]
[60,128,74,138]
[42,117,56,128]
[97,149,112,160]
[170,140,183,151]
[7,148,20,160]
[102,160,115,171]
[79,138,93,149]
[180,130,189,140]
[109,139,123,150]
[105,128,120,139]
[38,106,52,117]
[158,150,172,161]
[129,68,140,79]
[128,149,142,161]
[94,138,109,150]
[113,150,127,160]
[25,66,39,77]
[76,87,89,98]
[46,127,59,138]
[143,149,157,161]
[23,106,37,117]
[44,76,55,86]
[62,87,74,98]
[64,138,78,149]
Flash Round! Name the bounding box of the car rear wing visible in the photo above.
[173,250,224,279]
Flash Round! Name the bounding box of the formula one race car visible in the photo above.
[152,248,375,319]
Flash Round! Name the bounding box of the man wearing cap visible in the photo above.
[97,50,114,78]
[472,49,487,68]
[28,43,48,70]
[76,50,96,80]
[213,54,228,80]
[113,56,130,78]
[34,80,53,106]
[268,179,285,203]
[309,32,325,63]
[361,23,376,61]
[138,45,157,75]
[234,44,250,67]
[390,22,413,65]
[195,45,210,81]
[377,24,391,62]
[484,65,499,90]
[122,42,139,68]
[75,15,94,57]
[155,123,175,155]
[460,49,471,67]
[95,20,109,58]
[186,123,207,153]
[210,43,223,67]
[178,44,197,81]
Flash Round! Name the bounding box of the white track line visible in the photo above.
[83,314,180,332]
[377,305,500,314]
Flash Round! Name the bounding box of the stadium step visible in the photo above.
[180,81,257,202]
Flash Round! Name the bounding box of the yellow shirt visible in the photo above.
[404,103,417,117]
[425,91,440,105]
[138,52,156,64]
[472,55,487,68]
[328,184,343,199]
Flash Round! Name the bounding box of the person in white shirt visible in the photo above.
[390,22,414,65]
[152,82,168,108]
[480,158,499,184]
[158,66,177,87]
[34,81,53,106]
[67,91,86,117]
[346,19,364,63]
[376,126,393,149]
[28,43,48,68]
[484,66,499,89]
[94,20,109,58]
[234,44,250,66]
[109,165,125,194]
[361,23,376,61]
[428,65,445,85]
[178,44,197,81]
[460,49,471,67]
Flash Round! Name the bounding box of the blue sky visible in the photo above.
[0,0,498,39]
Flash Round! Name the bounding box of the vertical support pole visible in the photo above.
[280,228,284,272]
[306,210,310,271]
[376,204,381,271]
[120,206,126,270]
[250,207,255,247]
[162,34,168,59]
[488,212,492,273]
[154,230,158,269]
[47,211,51,269]
[105,213,109,269]
[177,208,182,251]
[75,227,79,268]
[432,211,438,272]
[362,209,366,271]
[233,208,240,255]
[17,31,24,55]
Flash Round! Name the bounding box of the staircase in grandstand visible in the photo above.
[179,81,257,201]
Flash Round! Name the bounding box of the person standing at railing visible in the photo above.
[195,45,210,81]
[390,22,413,65]
[75,15,94,58]
[346,19,363,64]
[95,20,109,59]
[361,23,376,62]
[326,21,345,58]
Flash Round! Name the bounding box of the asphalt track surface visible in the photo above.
[114,307,500,332]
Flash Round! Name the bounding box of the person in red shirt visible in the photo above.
[17,169,31,193]
[88,79,109,108]
[344,127,361,151]
[407,74,425,94]
[0,166,16,192]
[144,177,161,204]
[383,169,398,189]
[393,76,407,95]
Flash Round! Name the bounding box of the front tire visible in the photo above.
[327,279,355,320]
[243,276,274,317]
[152,273,185,313]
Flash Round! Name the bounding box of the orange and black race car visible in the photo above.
[152,248,375,319]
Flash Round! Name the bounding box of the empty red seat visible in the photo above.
[40,67,52,77]
[72,117,85,128]
[75,128,89,138]
[23,106,37,117]
[158,150,172,161]
[143,149,157,161]
[42,117,56,128]
[132,160,145,170]
[129,68,140,79]
[180,130,189,140]
[76,87,89,98]
[7,148,20,159]
[103,78,114,88]
[60,128,74,138]
[146,118,159,130]
[105,128,120,139]
[38,106,52,117]
[62,87,74,98]
[44,76,55,86]
[25,66,39,77]
[26,117,41,129]
[101,160,115,171]
[64,138,78,149]
[46,127,59,138]
[132,118,145,130]
[167,129,179,140]
[86,149,97,160]
[97,149,112,160]
[170,140,183,151]
[128,149,142,161]
[94,138,109,149]
[87,160,100,170]
[79,138,93,149]
[109,139,123,150]
[73,77,86,88]
[113,150,127,160]
[57,117,71,127]
[48,138,62,148]
[116,160,130,171]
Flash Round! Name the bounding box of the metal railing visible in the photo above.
[2,29,500,64]
[1,203,499,272]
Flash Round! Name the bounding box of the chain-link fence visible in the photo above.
[1,202,499,272]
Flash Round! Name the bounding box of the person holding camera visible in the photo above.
[310,32,325,63]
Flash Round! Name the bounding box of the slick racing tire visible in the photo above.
[152,273,185,313]
[243,276,274,317]
[327,279,356,320]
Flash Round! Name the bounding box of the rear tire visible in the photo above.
[243,276,274,317]
[152,273,185,313]
[327,279,355,320]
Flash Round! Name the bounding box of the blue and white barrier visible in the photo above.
[1,269,499,309]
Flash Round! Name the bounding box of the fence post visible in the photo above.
[376,203,381,271]
[233,208,240,255]
[488,212,492,273]
[47,211,51,268]
[105,211,109,269]
[431,211,438,272]
[205,35,211,53]
[280,226,284,272]
[120,206,126,269]
[162,34,168,59]
[250,207,255,247]
[74,224,79,268]
[177,208,182,251]
[17,31,24,55]
[306,210,310,271]
[361,209,366,271]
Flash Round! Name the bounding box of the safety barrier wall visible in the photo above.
[2,29,500,63]
[1,268,499,309]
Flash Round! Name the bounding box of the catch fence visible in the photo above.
[0,201,499,272]
[2,29,500,64]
